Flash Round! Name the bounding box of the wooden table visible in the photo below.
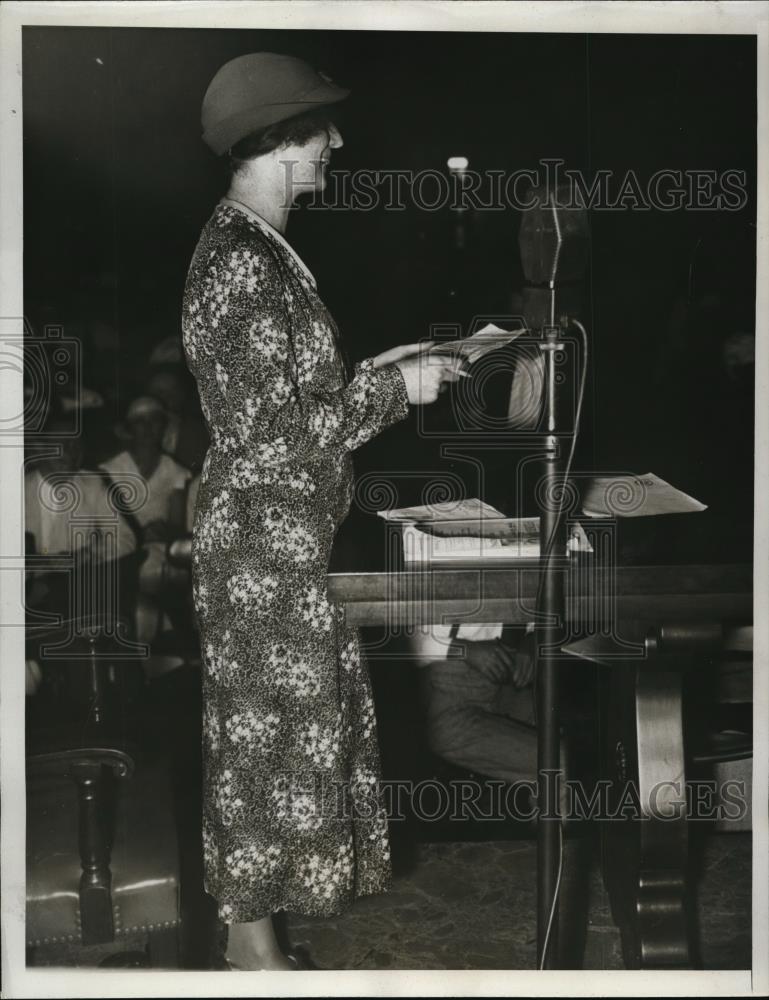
[327,513,753,968]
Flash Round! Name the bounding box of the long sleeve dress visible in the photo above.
[181,199,410,923]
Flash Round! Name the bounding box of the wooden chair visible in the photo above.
[25,604,182,966]
[26,740,181,966]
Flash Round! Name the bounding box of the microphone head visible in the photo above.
[518,184,590,286]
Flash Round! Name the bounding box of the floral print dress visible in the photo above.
[181,199,410,923]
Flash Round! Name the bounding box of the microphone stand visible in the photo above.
[536,285,568,969]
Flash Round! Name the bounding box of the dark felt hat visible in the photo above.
[201,52,350,155]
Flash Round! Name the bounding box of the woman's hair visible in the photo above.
[225,107,337,181]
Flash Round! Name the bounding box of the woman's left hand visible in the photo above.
[370,341,434,370]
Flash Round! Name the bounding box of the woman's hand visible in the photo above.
[370,341,433,370]
[395,353,464,405]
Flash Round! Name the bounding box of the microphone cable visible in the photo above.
[538,821,564,970]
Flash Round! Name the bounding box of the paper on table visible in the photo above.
[401,518,592,562]
[377,498,507,523]
[430,322,524,364]
[581,473,707,518]
[401,524,517,561]
[423,516,539,539]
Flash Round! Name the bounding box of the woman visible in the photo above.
[182,53,460,970]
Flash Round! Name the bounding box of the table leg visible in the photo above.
[601,653,691,968]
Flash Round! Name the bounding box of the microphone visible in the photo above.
[507,187,589,428]
[516,185,591,971]
[517,185,590,330]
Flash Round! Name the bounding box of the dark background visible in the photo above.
[23,27,757,550]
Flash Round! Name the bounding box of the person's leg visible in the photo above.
[420,656,499,717]
[225,915,294,970]
[423,659,568,808]
[421,657,536,782]
[429,704,538,786]
[492,679,536,724]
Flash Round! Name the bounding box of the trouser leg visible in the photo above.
[419,659,539,786]
[428,704,539,786]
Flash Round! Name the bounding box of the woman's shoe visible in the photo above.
[221,950,316,971]
[286,947,317,970]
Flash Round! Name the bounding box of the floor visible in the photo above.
[284,830,751,971]
[26,660,753,972]
[29,828,751,972]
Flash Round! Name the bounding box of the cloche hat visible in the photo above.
[201,52,349,155]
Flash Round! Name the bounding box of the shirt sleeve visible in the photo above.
[455,623,504,642]
[186,235,410,465]
[87,474,137,559]
[406,625,454,665]
[168,458,193,489]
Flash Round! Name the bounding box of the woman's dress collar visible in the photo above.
[219,197,317,288]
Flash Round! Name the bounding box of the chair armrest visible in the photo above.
[27,747,135,781]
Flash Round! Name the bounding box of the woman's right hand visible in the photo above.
[395,353,464,405]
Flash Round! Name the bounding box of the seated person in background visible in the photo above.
[25,415,137,564]
[25,414,140,704]
[410,623,539,787]
[148,333,184,367]
[144,363,209,475]
[101,396,192,643]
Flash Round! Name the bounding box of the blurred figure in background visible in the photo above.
[645,225,755,563]
[144,363,209,475]
[101,396,192,643]
[149,333,185,367]
[25,414,137,563]
[25,412,142,706]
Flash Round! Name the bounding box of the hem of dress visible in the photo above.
[212,876,395,925]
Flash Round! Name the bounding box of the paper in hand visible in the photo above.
[430,322,524,365]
